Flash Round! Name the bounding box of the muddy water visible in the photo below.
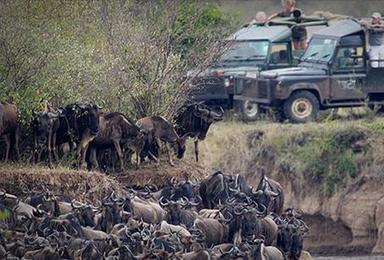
[315,256,384,260]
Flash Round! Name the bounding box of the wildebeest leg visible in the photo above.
[52,132,59,162]
[113,140,124,171]
[78,130,95,170]
[90,147,98,171]
[165,142,175,167]
[4,134,11,162]
[194,140,199,162]
[48,128,53,168]
[14,125,20,161]
[135,149,140,169]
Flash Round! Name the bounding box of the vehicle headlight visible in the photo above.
[224,78,230,87]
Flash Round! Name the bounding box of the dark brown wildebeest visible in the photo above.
[174,103,223,162]
[62,102,100,169]
[0,102,19,161]
[136,116,188,166]
[32,109,61,166]
[254,171,285,215]
[199,171,230,209]
[87,112,145,171]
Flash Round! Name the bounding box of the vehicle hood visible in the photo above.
[260,66,326,79]
[187,66,261,78]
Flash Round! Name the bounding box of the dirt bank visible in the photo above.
[199,119,384,255]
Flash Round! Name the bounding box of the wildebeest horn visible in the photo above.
[219,246,234,255]
[251,188,263,196]
[190,195,202,206]
[197,106,210,116]
[265,190,278,197]
[234,207,246,216]
[71,200,83,210]
[178,197,189,207]
[159,197,170,207]
[0,189,6,198]
[218,212,233,223]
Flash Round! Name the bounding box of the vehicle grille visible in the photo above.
[258,80,269,99]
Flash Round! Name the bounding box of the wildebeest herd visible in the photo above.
[1,101,311,259]
[0,171,310,259]
[0,101,224,169]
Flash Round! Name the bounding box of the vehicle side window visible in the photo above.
[270,43,289,65]
[333,47,364,71]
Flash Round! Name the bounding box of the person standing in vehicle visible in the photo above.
[268,0,308,50]
[361,12,384,68]
[244,11,267,27]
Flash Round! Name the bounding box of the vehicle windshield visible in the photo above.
[301,38,338,63]
[215,40,269,67]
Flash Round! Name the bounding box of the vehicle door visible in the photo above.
[330,45,366,102]
[268,42,291,69]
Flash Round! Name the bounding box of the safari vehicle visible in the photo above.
[235,19,384,123]
[188,13,327,121]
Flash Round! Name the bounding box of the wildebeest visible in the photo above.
[87,112,145,171]
[0,102,19,161]
[61,102,100,169]
[174,103,224,162]
[136,115,188,166]
[32,109,61,166]
[199,171,229,209]
[255,171,285,215]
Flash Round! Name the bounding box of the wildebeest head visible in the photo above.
[193,103,224,123]
[32,111,60,145]
[171,135,188,159]
[250,188,278,213]
[237,205,266,237]
[160,197,188,226]
[71,201,98,227]
[64,102,100,136]
[76,103,100,135]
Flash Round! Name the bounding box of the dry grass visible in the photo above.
[0,164,123,204]
[198,117,384,192]
[117,160,209,187]
[0,159,209,202]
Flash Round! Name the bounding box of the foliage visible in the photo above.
[0,0,236,125]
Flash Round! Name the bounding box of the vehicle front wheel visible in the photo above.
[239,100,262,122]
[283,91,319,123]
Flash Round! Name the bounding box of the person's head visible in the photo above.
[255,11,267,22]
[372,12,382,24]
[282,0,296,11]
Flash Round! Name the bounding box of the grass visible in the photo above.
[199,116,384,196]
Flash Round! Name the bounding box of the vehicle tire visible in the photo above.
[239,100,261,122]
[283,91,319,123]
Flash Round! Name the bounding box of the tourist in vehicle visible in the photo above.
[244,11,267,27]
[268,0,308,50]
[361,12,384,68]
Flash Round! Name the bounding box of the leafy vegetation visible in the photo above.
[0,0,237,125]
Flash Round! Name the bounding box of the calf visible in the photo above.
[0,102,19,161]
[136,115,188,166]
